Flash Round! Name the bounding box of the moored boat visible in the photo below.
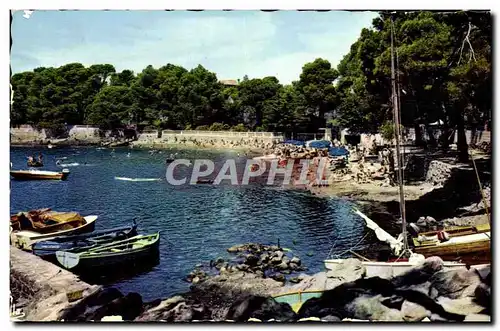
[412,223,491,265]
[56,232,160,270]
[10,209,98,250]
[32,223,138,258]
[10,168,70,180]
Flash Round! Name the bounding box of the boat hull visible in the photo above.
[11,215,98,251]
[324,259,467,279]
[10,170,70,180]
[57,233,160,271]
[32,224,137,258]
[414,237,491,265]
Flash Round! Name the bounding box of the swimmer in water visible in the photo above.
[127,152,131,157]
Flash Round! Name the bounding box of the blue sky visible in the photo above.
[11,10,379,84]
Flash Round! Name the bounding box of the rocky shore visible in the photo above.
[11,243,491,322]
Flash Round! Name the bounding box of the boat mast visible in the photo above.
[390,16,409,253]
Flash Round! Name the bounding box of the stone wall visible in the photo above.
[10,125,47,143]
[425,160,455,186]
[134,130,284,150]
[10,247,100,321]
[67,125,101,143]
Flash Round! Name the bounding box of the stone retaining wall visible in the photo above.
[10,247,100,321]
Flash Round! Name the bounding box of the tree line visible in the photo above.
[11,11,491,160]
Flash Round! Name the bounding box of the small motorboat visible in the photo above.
[32,222,138,258]
[48,144,53,149]
[10,169,70,180]
[10,209,98,250]
[56,232,160,270]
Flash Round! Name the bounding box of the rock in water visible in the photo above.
[474,283,491,312]
[400,300,428,322]
[290,257,301,266]
[226,295,297,322]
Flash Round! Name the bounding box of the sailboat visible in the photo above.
[324,17,467,278]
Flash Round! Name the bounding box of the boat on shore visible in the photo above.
[10,209,98,250]
[323,209,467,278]
[412,224,490,265]
[10,168,70,180]
[32,222,138,258]
[55,232,160,270]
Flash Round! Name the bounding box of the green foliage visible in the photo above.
[231,124,248,132]
[208,122,226,131]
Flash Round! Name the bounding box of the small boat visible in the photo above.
[56,232,160,270]
[323,209,467,278]
[412,224,490,265]
[10,169,70,180]
[10,210,98,250]
[32,223,138,258]
[196,179,214,184]
[114,177,162,182]
[48,144,53,149]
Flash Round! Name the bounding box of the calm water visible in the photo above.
[10,146,368,301]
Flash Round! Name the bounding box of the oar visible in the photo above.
[56,251,80,269]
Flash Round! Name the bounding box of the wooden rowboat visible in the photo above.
[412,224,491,265]
[56,232,160,270]
[32,222,138,258]
[10,169,70,180]
[10,215,98,250]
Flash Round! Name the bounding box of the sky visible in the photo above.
[11,10,379,84]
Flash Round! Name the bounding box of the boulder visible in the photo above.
[289,263,299,271]
[474,283,491,310]
[320,315,341,322]
[272,273,285,283]
[276,262,288,271]
[346,295,403,321]
[245,254,259,267]
[325,258,366,283]
[400,300,428,322]
[436,297,485,316]
[429,268,481,299]
[135,296,208,322]
[290,257,301,266]
[226,295,296,322]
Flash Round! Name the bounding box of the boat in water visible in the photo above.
[10,168,70,180]
[56,232,160,270]
[32,222,138,258]
[10,209,98,250]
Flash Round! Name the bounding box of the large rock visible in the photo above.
[474,283,491,311]
[436,297,485,316]
[346,295,404,321]
[400,300,428,321]
[429,268,481,299]
[226,295,296,322]
[135,296,209,322]
[325,258,366,283]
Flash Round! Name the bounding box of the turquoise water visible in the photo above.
[10,146,367,301]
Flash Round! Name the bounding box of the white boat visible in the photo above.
[10,215,98,250]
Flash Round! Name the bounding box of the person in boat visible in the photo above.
[37,153,43,164]
[27,155,34,163]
